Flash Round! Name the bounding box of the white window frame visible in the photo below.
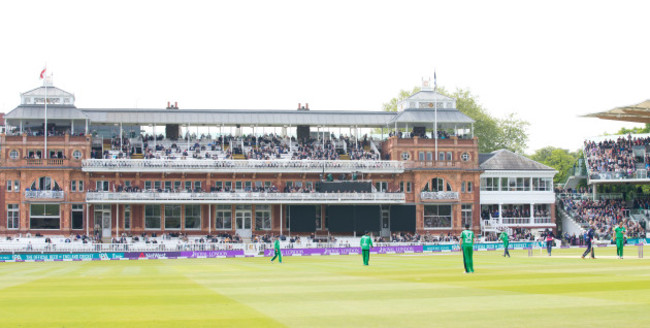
[164,204,182,230]
[7,204,19,229]
[215,205,232,230]
[423,204,453,229]
[29,203,61,230]
[144,204,161,230]
[96,180,109,192]
[71,204,84,230]
[462,204,473,227]
[124,205,131,230]
[184,204,201,230]
[255,205,272,230]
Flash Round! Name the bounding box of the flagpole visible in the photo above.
[44,76,48,159]
[434,72,438,160]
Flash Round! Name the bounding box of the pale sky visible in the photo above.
[1,0,648,154]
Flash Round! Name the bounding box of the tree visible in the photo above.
[382,86,421,112]
[615,123,650,135]
[382,86,530,153]
[529,147,581,184]
[494,113,530,154]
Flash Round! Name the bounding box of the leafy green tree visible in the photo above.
[529,147,581,184]
[382,86,421,112]
[616,123,650,135]
[382,86,529,153]
[494,113,530,154]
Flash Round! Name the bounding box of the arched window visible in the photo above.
[30,177,61,191]
[423,178,450,192]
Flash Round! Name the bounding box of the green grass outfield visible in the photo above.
[1,246,649,328]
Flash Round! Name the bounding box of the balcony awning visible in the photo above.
[388,108,474,126]
[81,108,395,127]
[5,105,88,121]
[583,99,650,123]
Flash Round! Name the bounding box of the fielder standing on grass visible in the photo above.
[460,224,474,273]
[614,221,627,259]
[360,231,373,266]
[270,236,282,264]
[499,229,510,258]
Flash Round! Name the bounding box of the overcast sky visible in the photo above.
[1,0,648,153]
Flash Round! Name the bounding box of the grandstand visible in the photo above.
[1,77,557,245]
[555,101,650,244]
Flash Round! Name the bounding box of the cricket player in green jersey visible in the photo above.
[499,230,510,258]
[360,231,373,266]
[613,221,626,259]
[460,224,474,273]
[270,236,282,263]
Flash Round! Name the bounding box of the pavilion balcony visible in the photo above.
[485,216,554,226]
[25,159,67,166]
[420,191,459,201]
[85,191,406,204]
[82,159,404,174]
[405,160,477,169]
[25,190,65,199]
[2,158,74,168]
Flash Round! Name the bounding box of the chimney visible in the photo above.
[306,103,309,109]
[298,103,301,110]
[174,102,178,109]
[167,101,171,109]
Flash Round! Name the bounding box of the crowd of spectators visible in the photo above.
[555,186,592,195]
[89,180,391,195]
[9,127,85,137]
[97,133,383,162]
[481,206,550,220]
[483,228,534,242]
[583,135,650,179]
[388,129,455,139]
[559,197,645,239]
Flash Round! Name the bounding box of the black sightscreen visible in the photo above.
[326,205,380,233]
[288,205,317,232]
[327,205,355,232]
[390,205,416,232]
[316,181,372,193]
[354,205,380,234]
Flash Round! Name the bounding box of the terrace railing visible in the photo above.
[86,191,406,204]
[82,159,404,173]
[485,216,554,226]
[420,191,459,201]
[25,190,65,199]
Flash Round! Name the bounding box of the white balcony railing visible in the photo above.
[82,159,404,173]
[534,216,552,224]
[502,217,531,225]
[86,191,406,204]
[485,216,554,226]
[25,190,65,199]
[420,191,459,200]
